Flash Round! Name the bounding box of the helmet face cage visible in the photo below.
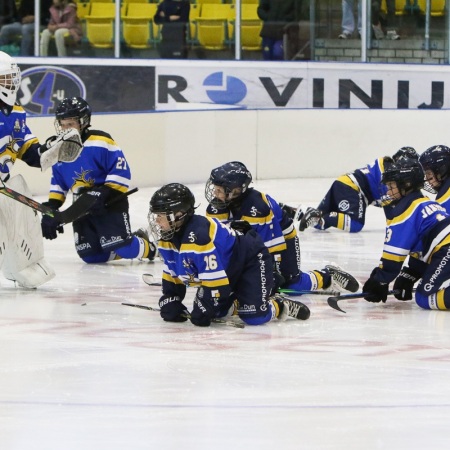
[148,183,195,241]
[419,145,450,194]
[205,162,252,208]
[381,158,425,204]
[55,97,91,134]
[0,51,21,115]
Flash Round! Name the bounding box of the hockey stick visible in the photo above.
[121,302,245,329]
[0,181,138,224]
[142,273,161,286]
[327,289,416,313]
[279,288,341,296]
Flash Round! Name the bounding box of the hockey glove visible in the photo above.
[363,276,389,303]
[393,266,420,300]
[158,295,189,322]
[86,186,113,216]
[229,220,252,234]
[41,213,64,240]
[190,289,217,327]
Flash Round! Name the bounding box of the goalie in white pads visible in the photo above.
[0,51,55,288]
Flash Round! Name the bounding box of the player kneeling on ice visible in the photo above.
[363,157,450,309]
[40,96,156,264]
[148,183,310,326]
[205,161,359,295]
[0,51,55,288]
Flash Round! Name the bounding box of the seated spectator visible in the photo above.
[0,0,52,56]
[40,0,82,57]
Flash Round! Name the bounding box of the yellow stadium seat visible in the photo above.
[76,2,91,20]
[122,3,160,49]
[195,4,235,50]
[417,0,446,16]
[240,4,261,50]
[189,4,201,44]
[85,3,116,48]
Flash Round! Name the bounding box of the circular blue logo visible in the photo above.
[19,66,86,116]
[203,72,247,105]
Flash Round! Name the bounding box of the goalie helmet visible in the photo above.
[148,183,195,241]
[55,96,92,133]
[392,146,419,162]
[419,144,450,194]
[381,157,424,204]
[0,51,21,116]
[205,161,252,208]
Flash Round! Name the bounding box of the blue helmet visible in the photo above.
[419,145,450,193]
[55,96,91,133]
[205,161,252,208]
[381,157,424,203]
[392,146,419,162]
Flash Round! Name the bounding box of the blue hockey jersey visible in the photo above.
[373,192,450,284]
[352,157,388,206]
[0,104,42,180]
[159,215,239,301]
[206,188,294,254]
[48,129,131,204]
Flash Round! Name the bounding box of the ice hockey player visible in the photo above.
[362,156,450,310]
[40,96,156,264]
[419,145,450,211]
[0,51,55,288]
[148,183,311,326]
[204,161,359,296]
[290,146,419,233]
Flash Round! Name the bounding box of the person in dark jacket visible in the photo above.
[257,0,304,60]
[0,0,17,27]
[0,0,52,56]
[154,0,190,59]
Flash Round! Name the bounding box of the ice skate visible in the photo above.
[299,207,323,231]
[275,295,310,321]
[325,264,360,293]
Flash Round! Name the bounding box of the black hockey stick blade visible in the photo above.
[142,273,162,287]
[122,302,245,328]
[327,289,404,313]
[59,187,139,224]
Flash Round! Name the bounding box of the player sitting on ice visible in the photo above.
[204,161,359,296]
[148,183,311,326]
[363,156,450,310]
[283,146,419,233]
[0,51,55,288]
[419,145,450,212]
[40,96,156,264]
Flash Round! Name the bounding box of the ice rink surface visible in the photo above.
[1,178,449,450]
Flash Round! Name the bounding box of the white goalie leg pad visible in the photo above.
[2,175,55,288]
[0,207,9,281]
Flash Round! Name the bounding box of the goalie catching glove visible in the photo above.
[40,128,83,172]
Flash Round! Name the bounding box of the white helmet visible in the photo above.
[0,51,21,114]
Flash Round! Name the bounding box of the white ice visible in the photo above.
[1,178,449,450]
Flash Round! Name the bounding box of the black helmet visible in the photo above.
[419,145,450,194]
[392,146,419,162]
[382,157,424,203]
[55,96,91,133]
[148,183,195,240]
[205,161,252,208]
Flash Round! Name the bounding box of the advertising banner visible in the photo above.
[18,60,449,115]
